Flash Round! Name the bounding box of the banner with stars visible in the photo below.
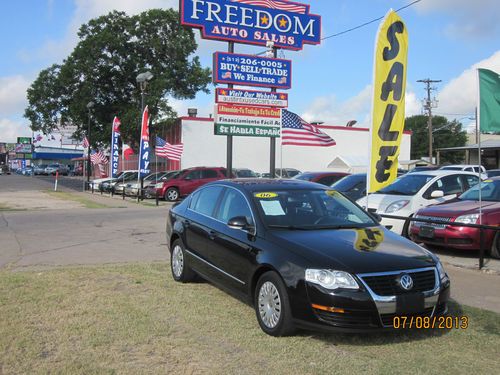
[216,88,288,108]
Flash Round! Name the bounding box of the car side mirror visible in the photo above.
[227,216,254,233]
[431,190,444,198]
[372,213,383,223]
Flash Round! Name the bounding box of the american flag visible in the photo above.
[230,0,306,14]
[82,136,89,148]
[155,136,183,161]
[90,150,108,165]
[281,110,336,147]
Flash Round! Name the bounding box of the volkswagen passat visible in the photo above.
[166,179,450,336]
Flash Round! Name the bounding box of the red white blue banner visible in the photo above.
[138,106,151,177]
[216,88,288,107]
[180,0,321,50]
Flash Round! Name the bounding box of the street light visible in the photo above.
[135,71,153,201]
[86,101,94,188]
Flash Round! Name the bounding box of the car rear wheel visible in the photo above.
[254,271,295,336]
[170,239,196,282]
[165,187,179,201]
[491,233,500,259]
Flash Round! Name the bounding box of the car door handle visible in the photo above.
[208,230,217,240]
[183,220,191,228]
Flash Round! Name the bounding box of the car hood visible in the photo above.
[268,226,435,274]
[418,199,500,216]
[357,193,413,212]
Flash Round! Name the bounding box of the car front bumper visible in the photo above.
[410,224,495,250]
[296,267,450,332]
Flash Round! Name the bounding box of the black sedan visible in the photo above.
[166,179,450,336]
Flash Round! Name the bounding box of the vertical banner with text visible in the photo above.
[110,116,121,178]
[138,106,151,177]
[368,10,408,193]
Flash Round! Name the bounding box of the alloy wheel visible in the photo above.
[171,244,184,278]
[258,281,282,329]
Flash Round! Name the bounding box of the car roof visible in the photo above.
[211,178,326,192]
[403,170,479,177]
[299,171,348,175]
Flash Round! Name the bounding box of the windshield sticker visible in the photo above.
[484,180,493,183]
[254,192,278,199]
[259,200,286,216]
[354,228,384,252]
[325,190,341,197]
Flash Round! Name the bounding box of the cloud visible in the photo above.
[0,76,30,116]
[437,50,500,120]
[0,119,32,143]
[415,0,500,39]
[302,85,421,127]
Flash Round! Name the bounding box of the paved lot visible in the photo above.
[1,174,499,313]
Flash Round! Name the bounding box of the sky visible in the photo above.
[1,0,499,145]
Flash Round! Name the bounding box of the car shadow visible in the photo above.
[299,300,464,345]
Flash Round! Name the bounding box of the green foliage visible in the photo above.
[24,9,211,148]
[405,115,468,164]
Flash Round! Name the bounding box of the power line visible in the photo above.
[322,0,423,41]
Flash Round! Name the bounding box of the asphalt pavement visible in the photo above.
[1,173,499,313]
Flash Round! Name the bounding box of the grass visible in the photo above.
[45,190,110,209]
[0,202,26,211]
[0,263,498,375]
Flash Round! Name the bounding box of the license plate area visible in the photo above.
[419,225,435,238]
[396,293,425,314]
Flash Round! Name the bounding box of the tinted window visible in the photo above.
[294,173,316,181]
[287,170,300,177]
[441,167,462,171]
[424,175,463,198]
[378,174,433,195]
[202,169,218,178]
[487,170,500,177]
[460,180,500,202]
[216,189,253,224]
[463,175,479,189]
[185,170,202,180]
[191,186,224,217]
[332,174,366,191]
[317,175,344,186]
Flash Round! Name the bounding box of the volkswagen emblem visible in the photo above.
[399,274,414,290]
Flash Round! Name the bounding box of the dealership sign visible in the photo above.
[213,52,291,89]
[216,88,288,107]
[180,0,321,50]
[215,103,281,137]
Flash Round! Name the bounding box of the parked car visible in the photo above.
[166,179,450,335]
[148,167,229,201]
[143,170,181,198]
[90,170,137,191]
[407,166,440,174]
[109,172,140,194]
[124,171,171,196]
[0,165,10,175]
[410,177,500,258]
[294,171,350,186]
[439,164,487,179]
[34,164,48,175]
[232,168,258,178]
[276,168,301,178]
[45,163,69,176]
[73,164,83,176]
[331,173,367,202]
[486,169,500,178]
[357,171,480,237]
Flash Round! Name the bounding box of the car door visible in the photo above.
[203,187,258,294]
[420,174,464,207]
[183,185,225,279]
[178,169,203,195]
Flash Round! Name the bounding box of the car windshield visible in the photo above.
[145,173,162,181]
[378,174,433,195]
[253,189,376,230]
[236,169,257,178]
[293,173,316,181]
[459,180,500,202]
[331,174,366,190]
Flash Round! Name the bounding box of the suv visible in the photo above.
[149,167,229,201]
[45,163,69,175]
[439,164,486,178]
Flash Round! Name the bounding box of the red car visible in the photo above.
[147,167,230,201]
[410,177,500,258]
[293,171,350,186]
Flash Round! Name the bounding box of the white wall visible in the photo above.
[181,118,411,174]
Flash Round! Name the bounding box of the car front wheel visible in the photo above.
[165,188,179,202]
[170,239,196,282]
[254,271,295,336]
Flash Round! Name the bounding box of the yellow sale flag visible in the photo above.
[368,10,408,193]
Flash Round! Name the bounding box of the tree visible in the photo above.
[25,9,211,148]
[404,115,468,164]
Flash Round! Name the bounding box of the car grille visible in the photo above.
[360,269,436,296]
[414,215,452,229]
[314,309,379,329]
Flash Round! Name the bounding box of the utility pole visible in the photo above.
[417,79,441,164]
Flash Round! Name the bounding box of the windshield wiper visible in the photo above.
[268,225,315,230]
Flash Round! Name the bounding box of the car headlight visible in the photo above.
[454,213,479,224]
[385,200,410,213]
[435,259,447,280]
[155,183,164,188]
[305,269,359,290]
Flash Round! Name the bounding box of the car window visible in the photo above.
[185,170,202,180]
[424,175,463,198]
[202,169,218,179]
[317,175,343,186]
[216,189,253,225]
[460,180,500,202]
[378,174,433,195]
[463,175,479,189]
[191,186,224,217]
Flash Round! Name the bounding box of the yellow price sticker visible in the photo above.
[254,192,278,199]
